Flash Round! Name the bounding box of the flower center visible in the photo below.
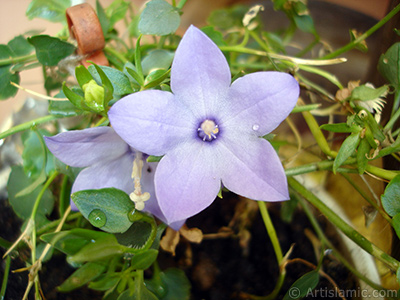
[198,119,219,142]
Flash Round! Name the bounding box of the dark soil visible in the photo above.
[0,192,356,300]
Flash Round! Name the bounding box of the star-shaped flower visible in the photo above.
[109,25,299,226]
[44,126,183,230]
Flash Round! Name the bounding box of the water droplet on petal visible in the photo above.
[88,209,107,228]
[252,124,260,131]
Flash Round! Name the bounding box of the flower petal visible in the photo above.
[221,72,299,135]
[219,135,289,201]
[155,141,221,224]
[108,90,195,156]
[171,25,231,118]
[45,127,128,168]
[71,152,135,210]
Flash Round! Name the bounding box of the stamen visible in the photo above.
[198,119,219,142]
[129,153,150,211]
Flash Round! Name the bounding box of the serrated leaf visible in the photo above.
[0,66,20,100]
[333,132,360,173]
[115,221,153,249]
[381,174,400,217]
[26,0,71,23]
[7,166,54,221]
[72,188,135,233]
[58,262,107,292]
[378,42,400,89]
[138,0,180,36]
[28,35,75,66]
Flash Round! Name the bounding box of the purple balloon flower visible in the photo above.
[44,126,183,230]
[109,25,300,226]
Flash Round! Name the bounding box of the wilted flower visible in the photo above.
[109,26,299,226]
[44,126,183,230]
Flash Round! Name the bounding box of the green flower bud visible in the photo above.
[82,79,105,112]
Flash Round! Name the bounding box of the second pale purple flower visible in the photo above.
[109,25,300,226]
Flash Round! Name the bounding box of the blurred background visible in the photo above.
[0,0,391,131]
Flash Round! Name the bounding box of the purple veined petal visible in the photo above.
[155,140,222,224]
[70,152,135,210]
[170,25,231,118]
[45,127,128,168]
[109,90,195,156]
[221,72,299,135]
[218,135,289,201]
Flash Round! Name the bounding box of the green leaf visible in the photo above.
[201,26,227,47]
[283,270,319,300]
[142,49,174,75]
[294,14,317,36]
[96,0,110,35]
[138,0,180,36]
[392,213,400,240]
[378,42,400,89]
[207,9,236,30]
[62,83,86,110]
[146,268,191,300]
[115,221,152,249]
[130,249,158,270]
[320,123,362,133]
[106,0,130,28]
[118,284,158,300]
[75,65,94,88]
[381,174,400,217]
[144,69,170,89]
[0,66,20,100]
[72,188,135,233]
[356,138,370,174]
[7,166,54,221]
[8,35,34,56]
[333,132,361,173]
[22,129,54,179]
[88,65,132,96]
[28,35,75,66]
[147,155,163,163]
[69,235,124,264]
[89,275,119,291]
[351,85,388,101]
[126,67,144,87]
[48,100,83,117]
[41,229,112,256]
[26,0,71,22]
[58,262,107,292]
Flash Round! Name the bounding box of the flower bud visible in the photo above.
[82,79,104,112]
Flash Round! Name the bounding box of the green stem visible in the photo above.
[104,46,128,64]
[0,256,11,299]
[365,164,399,181]
[0,54,37,66]
[257,201,285,299]
[297,197,386,291]
[321,3,400,59]
[284,158,357,177]
[176,0,188,9]
[36,212,81,236]
[340,173,392,225]
[301,111,338,157]
[0,115,68,140]
[288,177,400,271]
[31,171,59,219]
[59,175,70,217]
[384,100,400,131]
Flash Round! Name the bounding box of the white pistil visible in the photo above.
[129,153,150,211]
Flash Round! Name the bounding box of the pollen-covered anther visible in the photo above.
[130,191,150,211]
[198,119,219,142]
